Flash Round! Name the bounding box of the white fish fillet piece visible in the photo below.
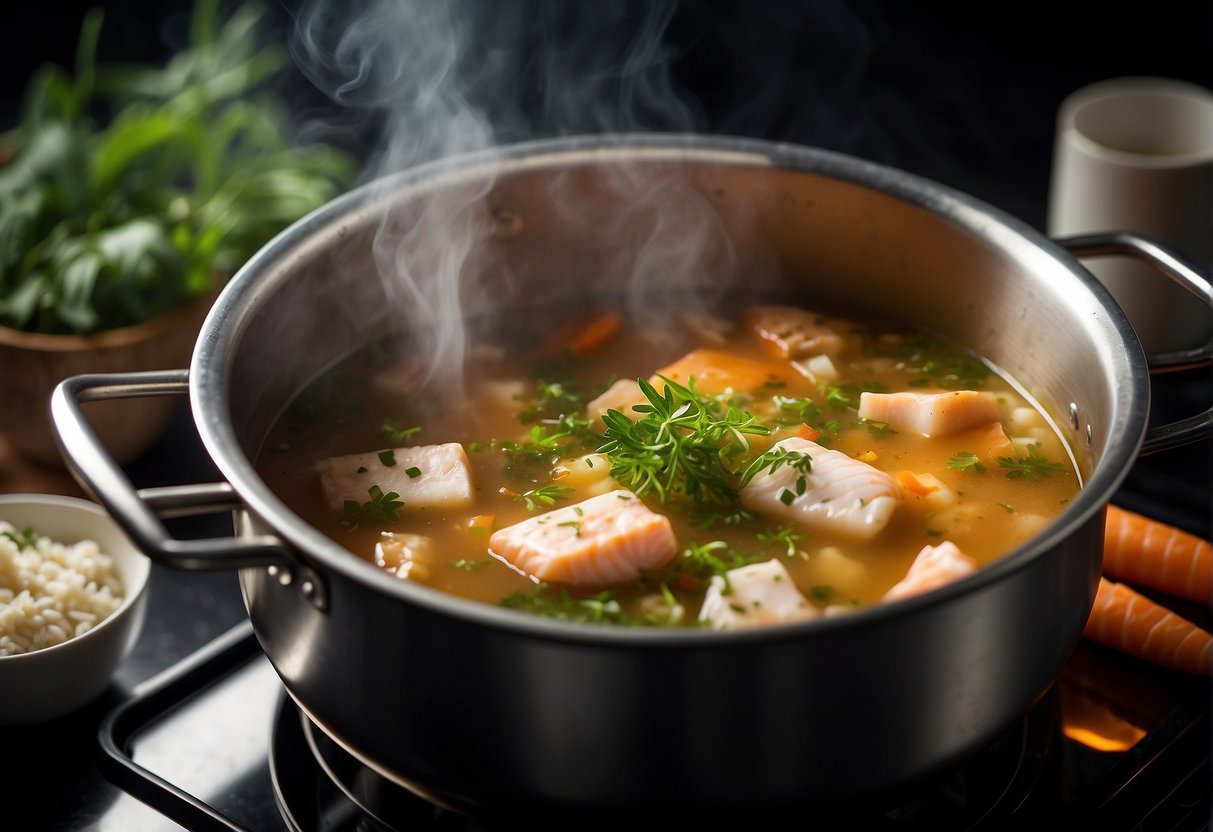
[883,540,978,602]
[318,443,474,512]
[698,559,819,631]
[489,490,677,585]
[740,437,900,540]
[857,390,1001,437]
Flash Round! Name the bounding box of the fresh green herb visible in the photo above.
[778,488,796,505]
[946,451,987,474]
[516,378,587,423]
[823,384,857,411]
[356,466,368,474]
[998,445,1066,480]
[515,484,575,512]
[773,395,822,426]
[756,524,805,559]
[598,375,770,508]
[379,420,422,443]
[669,540,764,594]
[809,585,835,602]
[1,526,38,550]
[404,466,422,479]
[342,485,403,525]
[0,0,357,334]
[500,584,633,625]
[377,450,397,468]
[556,520,582,537]
[857,417,895,439]
[738,446,813,489]
[916,354,991,390]
[496,424,576,469]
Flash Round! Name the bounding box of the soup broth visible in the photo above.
[256,295,1080,628]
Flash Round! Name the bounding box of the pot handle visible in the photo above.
[1055,231,1212,456]
[50,370,290,570]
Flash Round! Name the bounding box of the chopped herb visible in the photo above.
[378,450,397,467]
[515,484,575,512]
[356,466,368,474]
[500,584,633,625]
[379,420,422,443]
[756,524,805,559]
[739,446,813,489]
[809,585,835,601]
[946,451,987,474]
[557,520,582,537]
[773,395,823,426]
[778,488,796,506]
[405,466,422,478]
[998,502,1016,513]
[342,485,403,525]
[998,445,1066,480]
[1,526,38,550]
[857,418,895,439]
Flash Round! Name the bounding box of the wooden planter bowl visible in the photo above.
[0,296,212,467]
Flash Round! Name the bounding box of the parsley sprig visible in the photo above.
[946,451,987,474]
[515,484,576,512]
[998,445,1066,480]
[342,485,403,525]
[598,375,770,508]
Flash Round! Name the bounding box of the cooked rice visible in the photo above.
[0,521,125,657]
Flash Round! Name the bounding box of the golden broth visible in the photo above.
[256,296,1080,626]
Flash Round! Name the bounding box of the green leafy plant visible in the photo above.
[0,0,357,334]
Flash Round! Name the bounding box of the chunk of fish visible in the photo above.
[856,390,1001,437]
[489,490,677,585]
[698,559,819,631]
[744,304,853,360]
[652,348,795,397]
[586,378,647,427]
[374,532,434,581]
[883,540,978,602]
[740,437,900,539]
[318,443,474,512]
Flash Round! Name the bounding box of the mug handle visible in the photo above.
[1055,231,1212,455]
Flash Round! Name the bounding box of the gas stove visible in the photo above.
[92,613,1211,832]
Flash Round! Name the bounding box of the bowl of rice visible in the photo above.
[0,493,150,724]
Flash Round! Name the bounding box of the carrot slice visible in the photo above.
[538,311,622,358]
[1102,505,1211,605]
[1083,577,1211,675]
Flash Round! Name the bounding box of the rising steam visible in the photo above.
[288,0,716,395]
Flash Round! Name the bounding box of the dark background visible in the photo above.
[0,2,1210,829]
[4,0,1212,231]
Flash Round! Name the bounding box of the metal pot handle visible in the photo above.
[1055,231,1212,456]
[50,370,290,570]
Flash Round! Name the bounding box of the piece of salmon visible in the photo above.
[698,559,819,631]
[740,437,900,539]
[488,489,678,585]
[883,540,978,602]
[743,304,854,361]
[856,390,1001,437]
[651,348,794,397]
[318,443,474,512]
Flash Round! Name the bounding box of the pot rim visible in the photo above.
[192,132,1148,645]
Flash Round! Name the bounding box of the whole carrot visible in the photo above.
[1102,504,1211,605]
[1083,577,1211,676]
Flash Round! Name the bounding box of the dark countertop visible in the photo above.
[0,2,1210,829]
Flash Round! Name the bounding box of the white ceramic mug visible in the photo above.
[1047,76,1213,358]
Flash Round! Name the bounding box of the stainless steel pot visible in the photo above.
[51,135,1212,819]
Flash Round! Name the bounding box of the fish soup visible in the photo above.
[256,297,1081,629]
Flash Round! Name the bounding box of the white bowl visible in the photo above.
[0,494,150,725]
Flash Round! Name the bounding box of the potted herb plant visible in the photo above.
[0,0,356,465]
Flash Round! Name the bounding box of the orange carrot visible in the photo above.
[536,310,623,359]
[896,470,938,497]
[1102,505,1211,605]
[796,424,820,442]
[1083,577,1211,675]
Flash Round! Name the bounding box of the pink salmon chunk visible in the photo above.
[489,489,678,585]
[883,540,978,602]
